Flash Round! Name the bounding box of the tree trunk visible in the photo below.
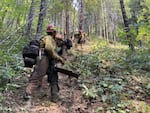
[94,13,97,34]
[79,0,84,30]
[61,10,65,36]
[101,0,106,39]
[25,0,35,38]
[119,0,135,51]
[35,0,46,40]
[97,1,101,37]
[65,9,69,39]
[64,0,72,39]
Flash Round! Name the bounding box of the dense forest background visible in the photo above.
[0,0,150,47]
[0,0,150,113]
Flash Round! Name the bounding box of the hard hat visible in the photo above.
[46,24,56,33]
[55,34,63,41]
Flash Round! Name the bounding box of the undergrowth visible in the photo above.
[66,38,150,113]
[0,35,27,112]
[0,36,150,112]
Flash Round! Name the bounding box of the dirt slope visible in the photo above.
[2,42,102,113]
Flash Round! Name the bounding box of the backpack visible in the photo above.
[64,38,72,49]
[56,39,72,55]
[22,40,40,68]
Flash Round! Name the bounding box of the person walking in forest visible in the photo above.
[73,29,86,49]
[24,24,67,102]
[78,29,86,48]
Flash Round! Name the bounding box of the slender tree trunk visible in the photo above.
[104,0,109,41]
[79,0,84,30]
[65,9,69,39]
[54,0,57,26]
[64,0,72,39]
[70,7,76,39]
[35,0,46,40]
[61,10,65,35]
[120,0,135,51]
[101,0,106,39]
[25,0,35,38]
[99,0,103,37]
[94,13,97,35]
[133,11,139,35]
[97,1,101,36]
[72,7,76,33]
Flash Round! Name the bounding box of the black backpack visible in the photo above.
[64,38,72,49]
[22,40,40,67]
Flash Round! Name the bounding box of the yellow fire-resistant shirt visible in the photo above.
[40,35,63,62]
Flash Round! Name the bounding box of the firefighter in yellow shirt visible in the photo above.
[24,24,64,102]
[78,29,86,49]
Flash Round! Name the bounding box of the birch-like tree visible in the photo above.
[120,0,135,51]
[35,0,47,40]
[25,0,35,38]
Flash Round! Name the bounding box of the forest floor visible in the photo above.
[1,41,100,113]
[1,39,150,113]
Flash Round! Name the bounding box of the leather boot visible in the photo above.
[50,85,59,102]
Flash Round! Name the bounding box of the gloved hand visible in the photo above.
[57,57,65,65]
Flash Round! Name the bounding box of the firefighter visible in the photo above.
[73,29,86,49]
[78,29,86,49]
[24,24,65,102]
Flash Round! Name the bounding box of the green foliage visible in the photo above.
[136,5,150,48]
[94,107,104,113]
[0,0,149,112]
[66,39,105,77]
[118,28,127,44]
[91,38,109,50]
[0,35,24,112]
[49,0,64,14]
[0,93,5,103]
[125,50,150,71]
[129,0,150,48]
[0,63,23,87]
[96,79,124,105]
[66,37,150,112]
[0,48,23,90]
[109,103,127,113]
[81,84,98,99]
[118,0,150,48]
[6,83,21,91]
[84,0,98,13]
[0,0,30,39]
